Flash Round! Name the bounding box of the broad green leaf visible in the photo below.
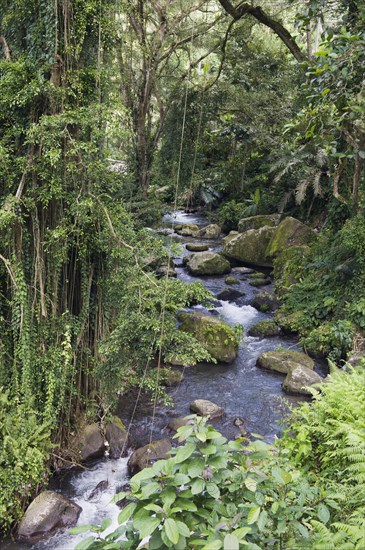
[257,510,268,532]
[174,499,197,511]
[247,505,261,525]
[100,518,112,532]
[176,520,191,537]
[140,481,160,498]
[162,487,177,510]
[174,443,196,463]
[317,503,330,524]
[188,458,205,477]
[206,482,220,498]
[244,477,257,492]
[144,503,162,513]
[134,515,161,538]
[173,473,190,486]
[164,517,180,545]
[224,534,239,550]
[191,478,205,495]
[202,541,223,550]
[117,502,137,525]
[232,527,251,540]
[110,491,128,504]
[201,444,216,455]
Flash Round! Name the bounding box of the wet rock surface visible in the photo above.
[128,439,172,474]
[190,399,224,419]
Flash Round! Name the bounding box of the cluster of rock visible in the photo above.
[256,350,323,395]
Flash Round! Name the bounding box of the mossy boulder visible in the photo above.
[222,226,276,267]
[128,439,172,474]
[196,224,221,239]
[266,217,314,260]
[248,320,281,338]
[222,231,239,246]
[105,417,129,459]
[186,243,210,252]
[251,291,280,312]
[249,277,271,287]
[274,310,304,334]
[161,368,184,386]
[17,491,81,542]
[176,223,199,236]
[187,252,231,276]
[225,276,239,285]
[256,350,314,374]
[238,214,281,233]
[179,312,239,363]
[282,365,323,395]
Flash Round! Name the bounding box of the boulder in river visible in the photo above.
[186,243,210,252]
[238,214,282,233]
[161,368,184,386]
[225,276,239,285]
[222,226,276,267]
[231,266,256,275]
[168,416,193,432]
[17,491,81,542]
[216,288,245,301]
[248,320,281,338]
[80,423,105,462]
[179,312,239,363]
[176,223,199,236]
[251,291,280,312]
[190,399,224,419]
[128,439,172,474]
[105,416,129,459]
[187,252,231,276]
[266,217,314,260]
[249,277,271,287]
[256,350,314,374]
[222,231,239,246]
[196,224,221,239]
[282,365,323,395]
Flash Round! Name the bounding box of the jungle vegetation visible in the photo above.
[0,0,364,545]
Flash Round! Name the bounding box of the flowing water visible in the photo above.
[3,210,322,550]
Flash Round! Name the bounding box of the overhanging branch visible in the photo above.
[218,0,306,63]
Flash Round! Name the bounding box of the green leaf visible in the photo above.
[130,467,155,490]
[74,537,97,550]
[188,458,205,477]
[174,443,196,463]
[247,506,261,525]
[201,541,223,550]
[191,478,205,495]
[176,520,191,538]
[173,473,190,486]
[206,482,220,498]
[232,527,251,540]
[174,499,197,511]
[161,487,176,510]
[317,503,330,524]
[224,534,239,550]
[164,518,180,545]
[140,481,160,498]
[69,525,93,535]
[110,491,128,504]
[244,477,257,492]
[100,518,112,532]
[145,503,163,513]
[117,502,137,525]
[257,510,268,532]
[134,515,161,538]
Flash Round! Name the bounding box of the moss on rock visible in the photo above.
[238,214,281,233]
[248,320,281,338]
[222,226,276,267]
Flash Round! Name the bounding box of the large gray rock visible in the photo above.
[196,224,221,239]
[190,399,224,419]
[187,252,231,276]
[186,243,209,252]
[283,365,323,395]
[105,417,129,459]
[128,439,172,474]
[238,214,281,233]
[80,424,105,462]
[18,491,81,542]
[222,226,276,267]
[216,288,245,301]
[256,350,314,374]
[179,312,239,363]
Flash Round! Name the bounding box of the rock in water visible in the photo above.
[168,416,192,432]
[80,423,105,462]
[88,480,109,500]
[105,417,129,459]
[187,252,231,276]
[176,224,199,236]
[17,491,81,542]
[256,350,314,374]
[179,312,239,363]
[222,226,276,267]
[186,243,210,252]
[225,276,239,285]
[282,365,323,395]
[128,439,172,474]
[196,224,221,239]
[238,214,282,233]
[251,291,280,312]
[265,217,314,260]
[216,288,245,301]
[190,399,224,419]
[248,320,281,338]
